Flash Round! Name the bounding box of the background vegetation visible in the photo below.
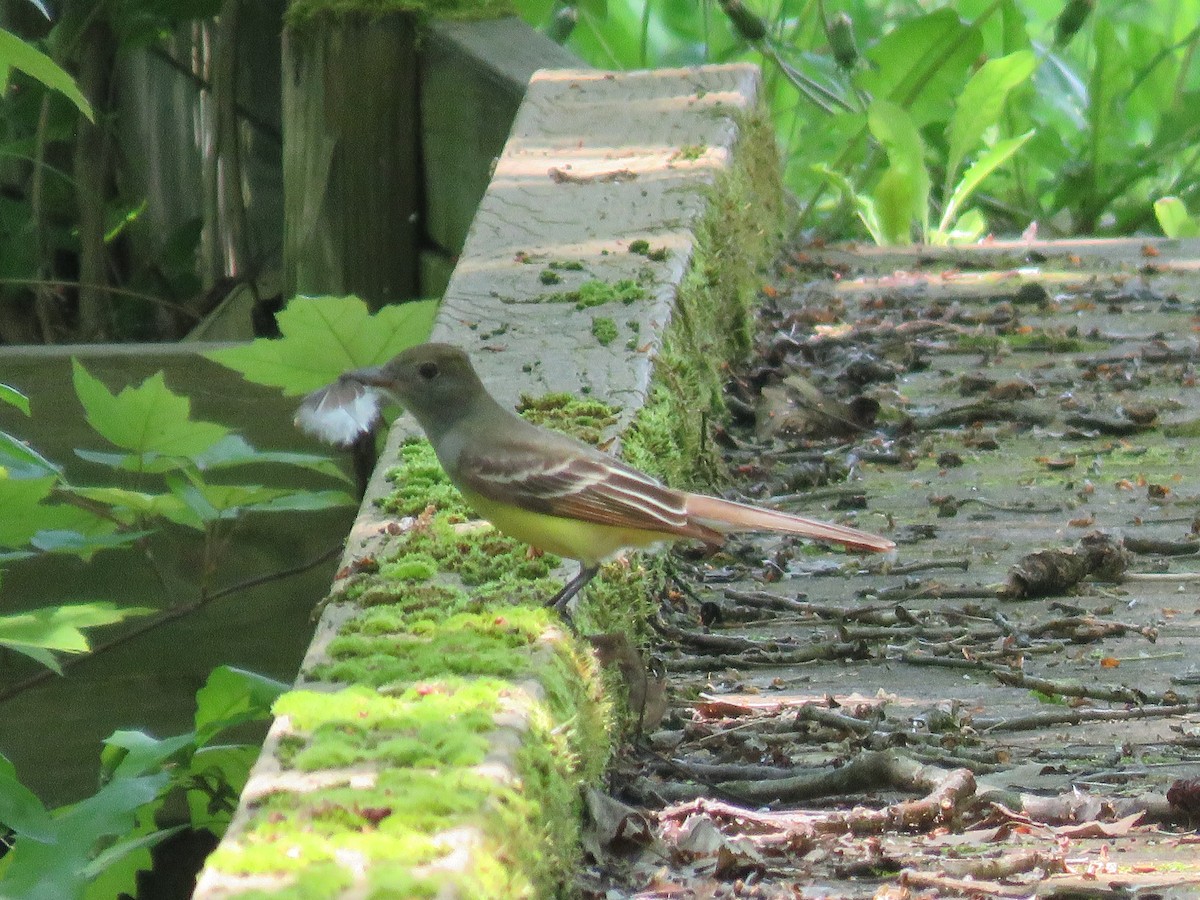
[518,0,1200,243]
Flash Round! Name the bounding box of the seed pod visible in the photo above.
[827,11,859,70]
[719,0,768,43]
[1054,0,1093,47]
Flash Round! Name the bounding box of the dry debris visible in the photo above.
[581,242,1200,898]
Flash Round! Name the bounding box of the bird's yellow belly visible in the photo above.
[460,489,667,565]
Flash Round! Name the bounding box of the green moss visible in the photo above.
[672,142,708,161]
[628,239,651,254]
[517,392,620,444]
[274,682,500,770]
[539,269,562,285]
[622,108,785,490]
[286,0,514,26]
[379,439,472,519]
[591,316,619,346]
[518,278,647,310]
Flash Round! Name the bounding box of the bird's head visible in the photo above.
[295,343,486,446]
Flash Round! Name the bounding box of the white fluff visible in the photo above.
[294,380,382,447]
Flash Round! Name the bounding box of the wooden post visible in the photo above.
[282,13,421,308]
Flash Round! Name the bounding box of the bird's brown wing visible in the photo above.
[455,435,724,544]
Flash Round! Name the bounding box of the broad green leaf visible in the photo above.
[194,666,287,745]
[206,295,438,396]
[165,477,294,520]
[0,476,56,547]
[192,434,352,483]
[72,361,229,462]
[184,744,257,827]
[0,383,29,416]
[868,101,930,243]
[0,773,168,900]
[30,529,149,557]
[81,824,186,882]
[944,50,1036,190]
[857,10,981,128]
[77,435,351,482]
[0,28,94,122]
[813,164,886,245]
[102,731,195,779]
[251,488,356,513]
[63,485,201,529]
[0,754,53,843]
[0,602,152,655]
[936,130,1034,240]
[940,208,987,245]
[1154,197,1200,238]
[73,447,192,475]
[0,430,60,477]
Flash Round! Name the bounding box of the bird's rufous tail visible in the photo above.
[684,493,894,553]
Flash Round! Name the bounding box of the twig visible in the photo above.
[664,641,872,672]
[975,701,1200,733]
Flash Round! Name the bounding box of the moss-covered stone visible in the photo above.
[623,108,786,490]
[209,99,784,899]
[591,316,619,346]
[286,0,515,27]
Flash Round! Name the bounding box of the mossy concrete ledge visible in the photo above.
[195,64,783,898]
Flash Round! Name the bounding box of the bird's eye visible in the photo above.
[418,361,439,380]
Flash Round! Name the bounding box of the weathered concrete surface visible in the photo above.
[195,64,774,898]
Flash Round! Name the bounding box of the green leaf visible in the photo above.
[944,50,1036,191]
[0,602,153,655]
[0,476,56,548]
[63,485,202,529]
[165,477,293,520]
[0,773,168,900]
[857,10,981,128]
[1154,197,1200,238]
[867,100,930,243]
[0,383,29,416]
[939,207,987,244]
[81,824,186,882]
[0,754,53,843]
[194,666,287,745]
[250,488,356,513]
[936,130,1035,242]
[101,731,195,779]
[206,295,438,396]
[72,361,230,462]
[30,529,149,557]
[0,430,60,478]
[0,28,94,122]
[812,163,886,245]
[192,434,352,483]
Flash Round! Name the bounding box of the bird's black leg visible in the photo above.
[548,564,599,616]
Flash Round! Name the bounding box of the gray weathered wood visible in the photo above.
[420,17,585,255]
[282,13,421,307]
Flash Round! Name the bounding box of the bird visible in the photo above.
[295,343,895,614]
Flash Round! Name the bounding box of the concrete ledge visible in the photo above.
[195,63,781,898]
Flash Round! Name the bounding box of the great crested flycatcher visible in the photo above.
[296,343,895,612]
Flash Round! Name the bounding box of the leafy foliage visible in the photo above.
[518,0,1200,241]
[0,27,93,121]
[0,360,354,675]
[207,295,439,395]
[0,666,284,898]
